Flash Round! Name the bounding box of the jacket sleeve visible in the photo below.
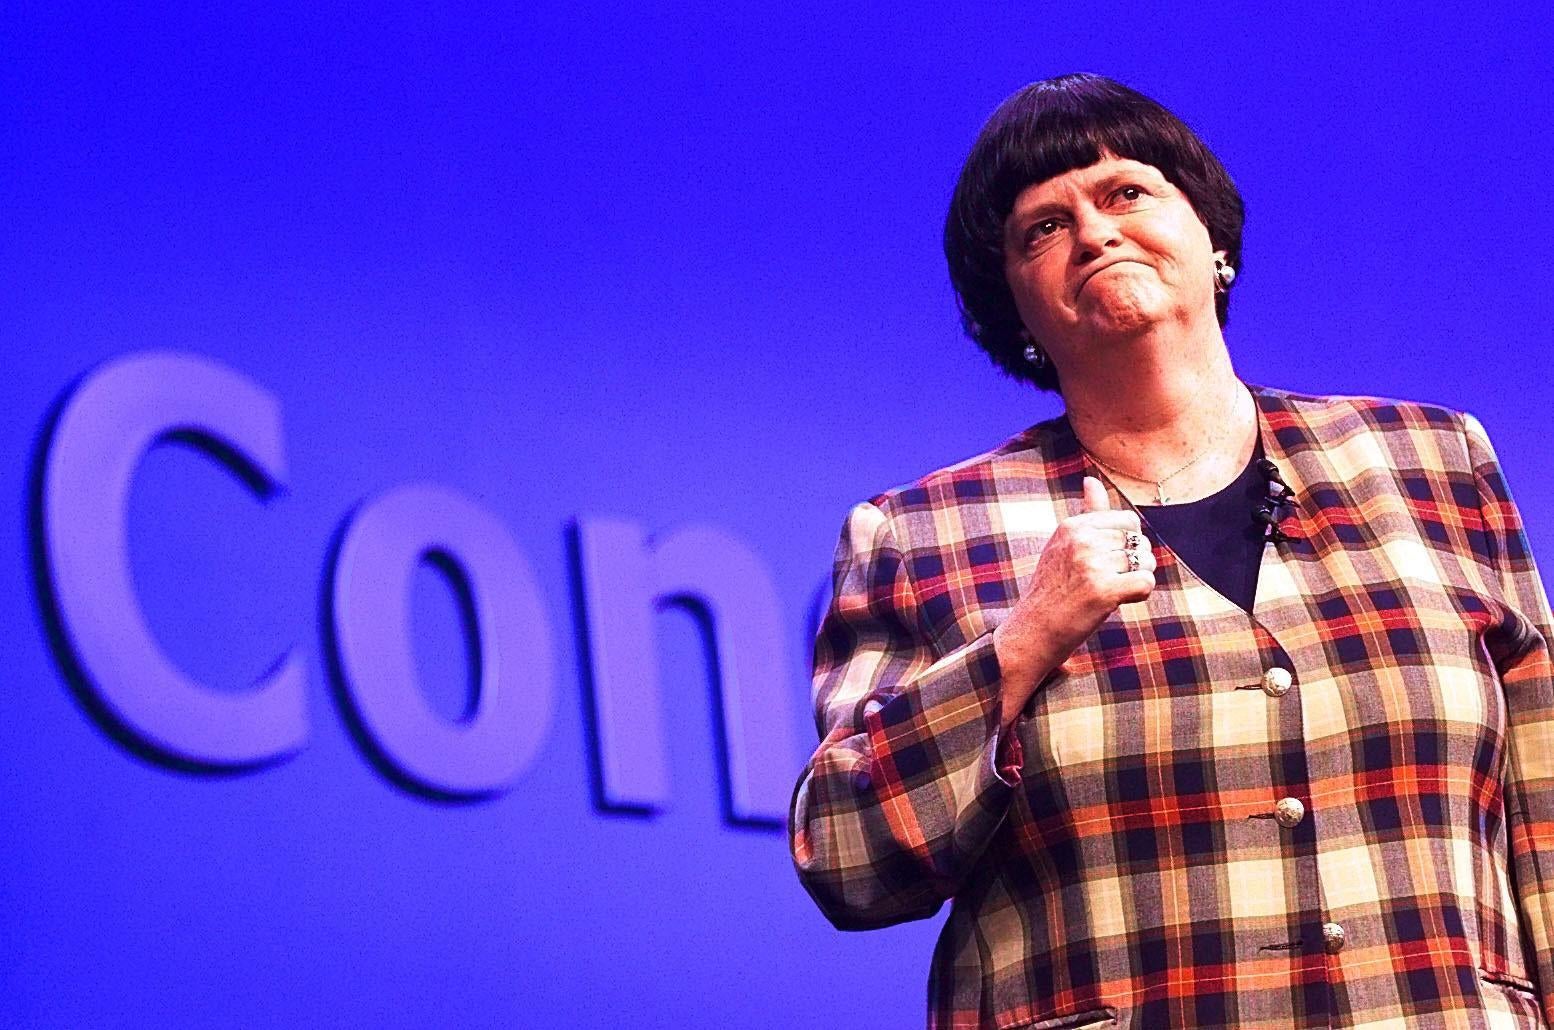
[788,499,1024,930]
[1465,413,1554,1016]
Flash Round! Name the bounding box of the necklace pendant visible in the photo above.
[1155,485,1167,504]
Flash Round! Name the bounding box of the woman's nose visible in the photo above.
[1071,208,1122,262]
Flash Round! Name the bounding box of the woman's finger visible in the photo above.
[1081,476,1110,513]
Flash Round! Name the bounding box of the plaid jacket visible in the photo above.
[790,386,1554,1029]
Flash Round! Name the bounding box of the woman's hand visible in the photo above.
[992,476,1156,729]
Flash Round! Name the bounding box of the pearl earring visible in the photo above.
[1021,339,1047,369]
[1214,258,1236,293]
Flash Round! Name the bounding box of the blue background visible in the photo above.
[4,4,1552,1027]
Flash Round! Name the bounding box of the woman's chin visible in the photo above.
[1081,304,1162,339]
[1075,284,1172,337]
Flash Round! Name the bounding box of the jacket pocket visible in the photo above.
[1479,967,1540,1002]
[1002,1007,1117,1030]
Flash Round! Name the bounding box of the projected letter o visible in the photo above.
[329,484,553,796]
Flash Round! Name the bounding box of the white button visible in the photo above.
[1275,797,1305,827]
[1262,667,1293,697]
[1321,921,1345,954]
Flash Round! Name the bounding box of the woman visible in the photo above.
[789,74,1554,1029]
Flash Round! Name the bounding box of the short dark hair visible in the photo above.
[943,73,1245,392]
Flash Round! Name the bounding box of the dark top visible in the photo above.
[1136,440,1267,613]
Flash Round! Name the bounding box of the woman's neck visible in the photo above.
[1059,332,1257,504]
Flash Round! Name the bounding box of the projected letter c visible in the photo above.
[40,351,307,766]
[328,485,554,797]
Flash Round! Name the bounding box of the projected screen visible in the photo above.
[4,5,1550,1027]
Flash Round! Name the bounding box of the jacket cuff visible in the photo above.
[863,631,1024,805]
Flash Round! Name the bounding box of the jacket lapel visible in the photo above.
[1251,385,1349,634]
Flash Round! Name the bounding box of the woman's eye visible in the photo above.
[1016,216,1067,253]
[1115,185,1144,203]
[1024,219,1063,248]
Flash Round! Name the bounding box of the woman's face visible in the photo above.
[1002,153,1225,367]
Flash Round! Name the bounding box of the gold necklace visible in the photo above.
[1077,386,1255,504]
[1082,444,1213,505]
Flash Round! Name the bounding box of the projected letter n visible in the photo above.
[572,519,797,825]
[329,485,553,797]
